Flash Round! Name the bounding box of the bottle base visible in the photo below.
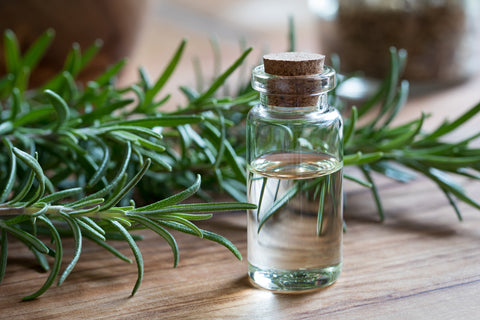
[248,263,341,292]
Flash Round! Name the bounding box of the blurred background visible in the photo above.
[0,0,479,101]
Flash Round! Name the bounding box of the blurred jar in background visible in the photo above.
[309,0,480,93]
[0,0,147,86]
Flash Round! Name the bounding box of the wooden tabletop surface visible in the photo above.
[2,1,480,319]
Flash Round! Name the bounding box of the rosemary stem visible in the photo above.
[0,207,26,215]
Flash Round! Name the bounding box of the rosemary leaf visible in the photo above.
[0,139,16,203]
[258,183,299,232]
[361,166,385,221]
[57,212,82,285]
[3,29,21,74]
[317,179,326,235]
[133,174,201,212]
[0,220,49,254]
[22,29,55,71]
[143,39,187,109]
[22,215,62,301]
[129,214,179,267]
[108,220,143,296]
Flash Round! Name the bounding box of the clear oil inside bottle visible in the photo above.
[247,151,343,292]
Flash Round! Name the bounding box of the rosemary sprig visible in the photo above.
[1,26,479,301]
[248,46,480,231]
[341,47,480,221]
[0,29,256,300]
[0,148,254,300]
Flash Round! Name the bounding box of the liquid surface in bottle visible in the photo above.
[247,152,343,291]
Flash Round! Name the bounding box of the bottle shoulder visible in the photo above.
[247,104,342,125]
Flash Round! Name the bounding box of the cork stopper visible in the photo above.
[263,52,325,76]
[261,52,326,108]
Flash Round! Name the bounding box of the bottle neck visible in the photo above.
[259,92,328,113]
[251,64,336,113]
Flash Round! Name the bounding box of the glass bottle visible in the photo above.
[246,52,343,292]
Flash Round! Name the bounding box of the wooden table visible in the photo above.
[2,1,480,319]
[2,171,480,319]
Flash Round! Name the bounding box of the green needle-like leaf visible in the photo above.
[12,149,46,206]
[76,219,106,242]
[4,29,20,74]
[101,159,151,210]
[440,188,463,221]
[344,151,384,166]
[45,89,70,131]
[288,16,296,52]
[108,220,143,296]
[84,233,132,264]
[343,106,357,146]
[13,106,54,127]
[193,47,253,104]
[81,99,133,124]
[156,214,203,238]
[421,167,480,210]
[141,202,256,215]
[77,216,105,235]
[58,213,82,285]
[256,177,267,220]
[213,110,226,171]
[378,113,425,151]
[0,139,17,203]
[381,80,409,128]
[425,102,480,141]
[64,43,82,76]
[40,188,83,204]
[129,214,179,267]
[134,174,201,212]
[22,216,62,301]
[143,39,187,109]
[69,198,104,209]
[8,87,22,121]
[0,120,14,135]
[80,39,103,70]
[30,246,50,272]
[258,183,299,232]
[317,179,327,236]
[86,137,110,188]
[157,220,242,260]
[22,29,55,71]
[343,172,372,188]
[106,115,204,128]
[0,220,49,254]
[95,59,128,86]
[361,166,385,221]
[98,125,163,140]
[203,121,247,184]
[70,141,131,205]
[370,162,416,183]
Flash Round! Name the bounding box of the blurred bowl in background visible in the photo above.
[0,0,147,86]
[309,0,480,95]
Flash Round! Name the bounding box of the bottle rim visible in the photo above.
[251,64,336,96]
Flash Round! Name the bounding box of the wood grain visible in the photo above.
[1,174,480,319]
[2,1,480,319]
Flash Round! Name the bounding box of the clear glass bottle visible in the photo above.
[246,52,343,292]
